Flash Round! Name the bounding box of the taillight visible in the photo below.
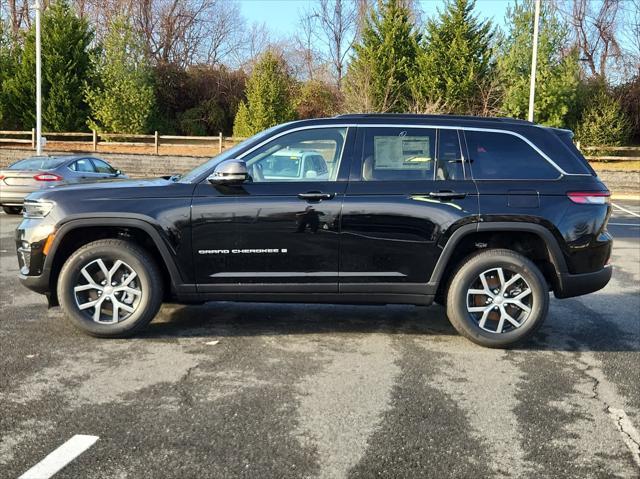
[567,191,611,205]
[33,173,62,182]
[0,175,5,180]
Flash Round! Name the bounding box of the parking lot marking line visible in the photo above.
[608,222,640,226]
[608,408,640,468]
[18,434,99,479]
[612,203,640,218]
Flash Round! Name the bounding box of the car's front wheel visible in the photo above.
[446,249,549,348]
[57,239,163,337]
[3,206,23,215]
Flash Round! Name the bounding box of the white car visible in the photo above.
[249,149,330,181]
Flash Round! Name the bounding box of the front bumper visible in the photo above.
[554,265,612,299]
[15,218,56,296]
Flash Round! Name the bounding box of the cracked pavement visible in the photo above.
[1,203,639,478]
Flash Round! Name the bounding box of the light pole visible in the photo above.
[35,0,42,155]
[528,0,541,123]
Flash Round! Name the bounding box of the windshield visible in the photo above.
[9,157,67,170]
[179,125,282,183]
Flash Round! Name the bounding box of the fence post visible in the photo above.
[219,132,223,154]
[92,129,97,152]
[154,131,159,155]
[31,128,36,149]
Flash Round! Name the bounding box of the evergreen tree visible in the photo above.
[343,0,420,113]
[85,17,155,134]
[497,0,579,127]
[414,0,493,114]
[4,0,94,131]
[232,51,295,137]
[0,21,17,128]
[295,80,342,119]
[576,90,631,146]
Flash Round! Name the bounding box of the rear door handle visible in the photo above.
[428,191,467,200]
[298,191,335,201]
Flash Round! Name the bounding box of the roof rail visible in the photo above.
[333,113,532,125]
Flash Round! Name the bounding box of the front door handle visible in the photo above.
[428,191,467,200]
[298,191,335,201]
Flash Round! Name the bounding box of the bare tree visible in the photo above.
[231,21,272,70]
[621,0,640,77]
[308,0,361,88]
[293,12,321,81]
[4,0,34,36]
[563,0,623,80]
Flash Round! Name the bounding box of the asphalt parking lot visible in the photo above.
[1,203,639,479]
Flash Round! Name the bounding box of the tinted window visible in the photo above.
[9,157,66,170]
[465,131,559,180]
[92,158,116,174]
[437,129,464,180]
[362,128,436,181]
[70,159,95,173]
[243,128,346,182]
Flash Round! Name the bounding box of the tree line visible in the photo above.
[0,0,638,146]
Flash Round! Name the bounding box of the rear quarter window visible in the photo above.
[465,130,560,180]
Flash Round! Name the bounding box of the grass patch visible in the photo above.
[589,161,640,172]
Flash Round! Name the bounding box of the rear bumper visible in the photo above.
[0,187,33,205]
[554,265,612,299]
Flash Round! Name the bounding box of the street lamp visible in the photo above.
[34,0,42,155]
[528,0,541,123]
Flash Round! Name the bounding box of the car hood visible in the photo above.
[26,177,195,202]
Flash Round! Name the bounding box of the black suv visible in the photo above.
[16,114,613,347]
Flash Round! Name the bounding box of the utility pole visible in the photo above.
[528,0,541,123]
[35,0,43,155]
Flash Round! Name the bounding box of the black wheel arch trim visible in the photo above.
[44,215,192,294]
[428,221,569,289]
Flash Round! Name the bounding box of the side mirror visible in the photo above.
[114,169,122,176]
[207,159,249,184]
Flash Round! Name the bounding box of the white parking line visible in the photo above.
[19,435,99,479]
[609,222,640,227]
[612,203,640,218]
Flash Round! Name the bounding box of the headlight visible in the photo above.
[23,200,55,218]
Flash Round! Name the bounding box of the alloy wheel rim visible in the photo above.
[466,267,533,334]
[73,258,142,324]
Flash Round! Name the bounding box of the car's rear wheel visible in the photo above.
[57,239,163,337]
[446,248,549,348]
[2,206,22,215]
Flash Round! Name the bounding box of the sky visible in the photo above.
[238,0,515,37]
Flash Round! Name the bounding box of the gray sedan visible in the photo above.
[0,155,127,214]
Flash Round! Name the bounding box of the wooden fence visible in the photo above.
[0,129,246,155]
[575,143,640,162]
[1,129,638,162]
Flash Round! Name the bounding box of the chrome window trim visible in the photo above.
[206,121,590,179]
[355,123,581,176]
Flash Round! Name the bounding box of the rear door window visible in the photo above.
[361,127,436,181]
[70,158,96,173]
[464,130,559,180]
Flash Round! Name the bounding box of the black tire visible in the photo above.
[57,239,164,337]
[446,248,549,348]
[2,206,22,215]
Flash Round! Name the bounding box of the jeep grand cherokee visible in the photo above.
[15,114,613,347]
